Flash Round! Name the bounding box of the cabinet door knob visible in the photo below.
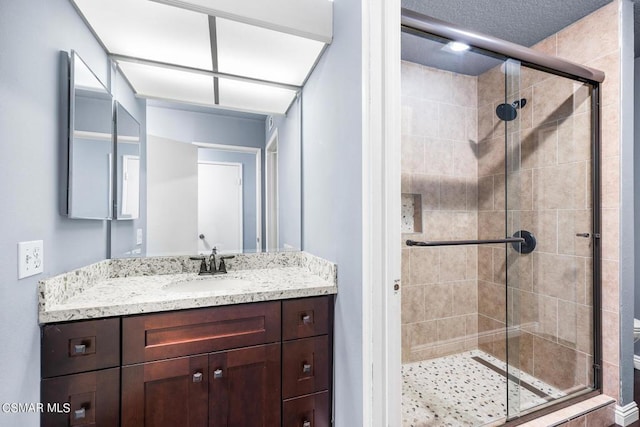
[302,420,311,427]
[214,368,223,379]
[74,408,86,420]
[302,363,312,374]
[74,344,86,354]
[193,372,203,383]
[301,314,311,324]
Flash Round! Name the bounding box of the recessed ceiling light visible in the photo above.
[446,41,470,52]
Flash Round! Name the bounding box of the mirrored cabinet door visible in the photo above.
[67,51,114,219]
[114,102,141,220]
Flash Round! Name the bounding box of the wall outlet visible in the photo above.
[136,228,143,245]
[18,240,44,279]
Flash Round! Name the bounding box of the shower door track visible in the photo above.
[406,237,524,247]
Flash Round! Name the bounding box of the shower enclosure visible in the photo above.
[400,10,602,426]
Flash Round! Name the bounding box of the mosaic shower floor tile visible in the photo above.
[402,350,565,427]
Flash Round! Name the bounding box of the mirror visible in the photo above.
[113,97,301,258]
[67,51,114,219]
[114,102,141,219]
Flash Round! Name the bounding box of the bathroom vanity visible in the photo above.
[39,252,336,427]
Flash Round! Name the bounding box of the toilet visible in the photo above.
[635,318,640,342]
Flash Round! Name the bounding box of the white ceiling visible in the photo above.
[71,0,330,114]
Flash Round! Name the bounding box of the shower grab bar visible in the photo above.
[406,237,525,247]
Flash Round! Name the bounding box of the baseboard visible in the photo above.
[615,402,639,426]
[634,354,640,370]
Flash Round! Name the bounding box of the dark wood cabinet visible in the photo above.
[122,355,209,427]
[41,367,120,427]
[283,392,330,427]
[41,318,120,378]
[41,318,121,427]
[209,343,281,426]
[282,297,332,427]
[42,296,333,426]
[122,301,281,364]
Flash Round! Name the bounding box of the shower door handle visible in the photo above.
[406,237,524,247]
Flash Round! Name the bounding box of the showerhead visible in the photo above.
[496,98,527,121]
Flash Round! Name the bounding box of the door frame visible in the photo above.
[265,130,279,251]
[193,142,262,252]
[362,0,401,425]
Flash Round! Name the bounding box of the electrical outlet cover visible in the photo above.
[18,240,44,279]
[136,228,143,245]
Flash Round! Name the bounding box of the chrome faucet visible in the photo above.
[189,247,235,275]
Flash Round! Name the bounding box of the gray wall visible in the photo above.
[267,96,302,251]
[0,0,118,424]
[634,57,640,357]
[198,149,258,252]
[147,106,265,149]
[301,0,364,423]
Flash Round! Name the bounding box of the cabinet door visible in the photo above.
[209,343,280,427]
[41,367,119,427]
[122,355,208,427]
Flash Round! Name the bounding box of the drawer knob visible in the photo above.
[302,363,312,374]
[74,407,86,420]
[301,314,311,324]
[74,344,86,354]
[214,368,223,379]
[302,420,311,427]
[193,372,203,383]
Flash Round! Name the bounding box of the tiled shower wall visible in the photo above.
[400,62,479,363]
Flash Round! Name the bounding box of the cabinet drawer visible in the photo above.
[283,391,330,427]
[122,301,281,364]
[282,296,330,341]
[42,318,120,378]
[282,336,329,399]
[41,367,120,427]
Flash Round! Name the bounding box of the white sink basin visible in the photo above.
[163,277,253,293]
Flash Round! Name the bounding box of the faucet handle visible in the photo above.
[217,255,234,274]
[211,247,217,255]
[189,256,208,274]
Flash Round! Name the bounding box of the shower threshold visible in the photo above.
[402,350,565,427]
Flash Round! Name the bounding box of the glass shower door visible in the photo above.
[504,62,597,418]
[504,58,524,420]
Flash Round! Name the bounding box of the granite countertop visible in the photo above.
[39,252,337,324]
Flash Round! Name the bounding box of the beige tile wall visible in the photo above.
[401,61,479,363]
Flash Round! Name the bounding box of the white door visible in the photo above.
[198,162,243,254]
[147,135,198,256]
[121,155,140,218]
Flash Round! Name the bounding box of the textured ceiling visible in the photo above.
[401,0,617,74]
[401,0,613,48]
